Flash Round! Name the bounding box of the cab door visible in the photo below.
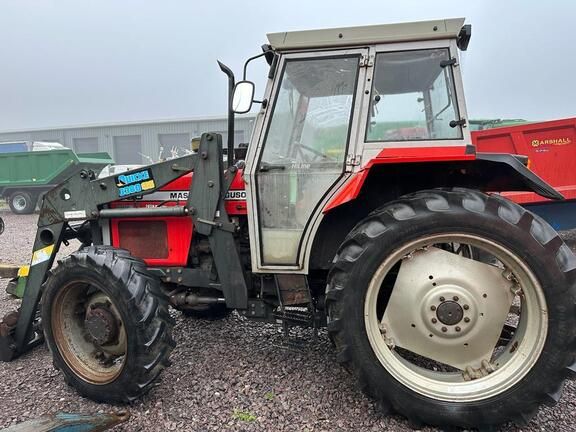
[245,49,367,271]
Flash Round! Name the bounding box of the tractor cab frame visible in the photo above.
[244,18,472,272]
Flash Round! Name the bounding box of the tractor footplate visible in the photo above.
[273,306,320,351]
[273,307,316,326]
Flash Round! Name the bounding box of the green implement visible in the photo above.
[0,150,113,214]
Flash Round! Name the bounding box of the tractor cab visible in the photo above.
[236,18,472,270]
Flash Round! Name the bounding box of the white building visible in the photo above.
[0,114,256,164]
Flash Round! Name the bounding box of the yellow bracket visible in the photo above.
[18,266,30,277]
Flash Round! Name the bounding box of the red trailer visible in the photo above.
[473,117,576,229]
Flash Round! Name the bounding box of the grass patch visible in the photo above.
[232,409,257,422]
[264,391,275,401]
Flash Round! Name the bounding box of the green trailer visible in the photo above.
[0,150,113,214]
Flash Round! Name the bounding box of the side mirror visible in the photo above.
[232,81,255,114]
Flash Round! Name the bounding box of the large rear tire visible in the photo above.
[42,246,175,403]
[326,189,576,429]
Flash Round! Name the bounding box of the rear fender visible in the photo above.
[310,153,562,270]
[474,153,562,200]
[324,152,562,213]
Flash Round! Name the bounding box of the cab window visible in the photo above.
[366,48,462,142]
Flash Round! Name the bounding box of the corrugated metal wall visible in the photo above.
[0,116,256,164]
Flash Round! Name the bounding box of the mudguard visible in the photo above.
[475,152,563,200]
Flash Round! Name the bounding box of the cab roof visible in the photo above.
[267,18,466,50]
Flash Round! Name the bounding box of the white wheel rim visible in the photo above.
[364,233,548,402]
[12,195,27,211]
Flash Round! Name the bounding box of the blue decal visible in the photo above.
[119,183,143,197]
[115,169,154,198]
[117,170,150,187]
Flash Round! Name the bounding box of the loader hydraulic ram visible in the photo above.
[1,18,575,430]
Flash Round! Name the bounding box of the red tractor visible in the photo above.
[1,18,575,430]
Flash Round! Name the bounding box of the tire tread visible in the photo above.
[42,246,175,403]
[326,188,576,429]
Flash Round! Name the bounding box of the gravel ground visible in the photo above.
[0,208,575,431]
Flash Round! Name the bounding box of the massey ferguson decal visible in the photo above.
[224,190,247,200]
[130,190,246,201]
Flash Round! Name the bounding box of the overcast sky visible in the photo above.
[0,0,574,131]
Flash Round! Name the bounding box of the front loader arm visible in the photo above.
[0,133,248,361]
[37,153,198,227]
[1,154,197,361]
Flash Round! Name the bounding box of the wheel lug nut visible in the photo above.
[431,318,437,324]
[453,296,459,301]
[441,327,447,332]
[464,317,470,323]
[463,305,469,310]
[430,305,436,311]
[455,326,461,332]
[439,296,445,302]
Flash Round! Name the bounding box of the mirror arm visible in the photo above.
[253,99,268,109]
[218,61,236,168]
[243,52,267,80]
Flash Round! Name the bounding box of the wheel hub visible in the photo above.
[13,196,26,211]
[381,247,516,370]
[422,286,477,338]
[436,301,463,325]
[84,305,119,346]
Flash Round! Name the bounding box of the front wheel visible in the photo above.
[42,246,175,403]
[326,189,576,429]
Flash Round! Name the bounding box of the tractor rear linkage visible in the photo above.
[0,133,247,362]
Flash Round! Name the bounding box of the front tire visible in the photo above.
[326,189,576,429]
[42,246,175,403]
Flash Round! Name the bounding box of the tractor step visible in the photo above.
[273,306,316,326]
[273,306,320,351]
